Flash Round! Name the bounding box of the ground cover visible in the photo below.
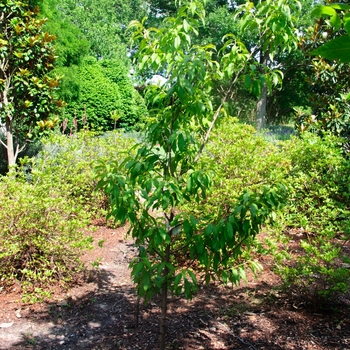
[0,223,349,350]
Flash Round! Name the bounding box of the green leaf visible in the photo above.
[189,215,198,228]
[174,36,181,49]
[239,267,247,283]
[225,222,233,240]
[183,219,193,237]
[250,203,258,218]
[310,36,350,63]
[186,176,193,193]
[330,13,341,31]
[132,261,144,276]
[344,14,350,36]
[173,273,182,290]
[184,279,192,299]
[183,19,190,33]
[242,220,251,235]
[178,133,185,152]
[187,270,197,284]
[142,272,151,291]
[222,270,228,284]
[329,4,350,11]
[197,239,204,254]
[230,268,240,284]
[311,5,337,18]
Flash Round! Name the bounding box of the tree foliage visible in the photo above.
[49,0,147,61]
[0,0,61,168]
[297,1,350,140]
[41,0,90,67]
[97,2,286,348]
[310,3,350,62]
[59,57,147,131]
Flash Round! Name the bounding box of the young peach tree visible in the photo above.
[97,1,286,348]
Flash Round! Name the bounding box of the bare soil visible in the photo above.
[0,224,349,350]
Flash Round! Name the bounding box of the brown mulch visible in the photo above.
[0,224,349,350]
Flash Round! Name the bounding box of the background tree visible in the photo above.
[48,0,147,61]
[297,2,350,140]
[41,0,90,67]
[0,0,61,168]
[37,0,148,132]
[234,0,301,129]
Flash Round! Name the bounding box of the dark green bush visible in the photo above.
[58,57,147,131]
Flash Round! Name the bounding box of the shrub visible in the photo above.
[190,118,290,218]
[187,121,350,301]
[0,130,137,299]
[276,132,350,301]
[58,57,147,131]
[176,118,289,279]
[31,130,138,217]
[0,173,92,296]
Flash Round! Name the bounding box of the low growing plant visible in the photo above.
[0,129,137,298]
[29,129,137,217]
[187,118,290,218]
[275,132,350,301]
[0,172,92,295]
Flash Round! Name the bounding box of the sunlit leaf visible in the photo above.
[174,36,181,49]
[310,36,350,63]
[311,5,337,18]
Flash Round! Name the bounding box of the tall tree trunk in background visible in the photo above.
[256,82,267,130]
[256,50,268,131]
[5,116,15,167]
[2,88,16,168]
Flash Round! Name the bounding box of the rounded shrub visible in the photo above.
[191,117,290,218]
[0,173,92,296]
[58,57,147,131]
[0,130,137,300]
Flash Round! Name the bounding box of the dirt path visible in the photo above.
[0,225,349,349]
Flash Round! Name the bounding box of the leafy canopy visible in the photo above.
[0,0,61,166]
[97,0,286,327]
[310,4,350,62]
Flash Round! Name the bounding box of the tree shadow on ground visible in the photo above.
[10,268,350,350]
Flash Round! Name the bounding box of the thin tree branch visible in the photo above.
[194,47,258,164]
[0,138,7,149]
[13,143,26,164]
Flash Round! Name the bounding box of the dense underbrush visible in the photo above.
[186,119,350,302]
[0,130,136,301]
[0,122,349,303]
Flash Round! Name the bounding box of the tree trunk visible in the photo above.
[159,244,170,350]
[256,49,269,131]
[256,82,267,131]
[2,86,17,169]
[5,116,16,167]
